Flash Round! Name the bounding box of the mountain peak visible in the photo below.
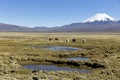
[82,13,115,23]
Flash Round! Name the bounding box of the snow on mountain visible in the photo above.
[82,13,115,23]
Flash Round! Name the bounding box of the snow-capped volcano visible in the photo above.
[82,13,115,23]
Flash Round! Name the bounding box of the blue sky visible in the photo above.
[0,0,120,27]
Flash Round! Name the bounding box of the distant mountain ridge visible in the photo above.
[0,13,120,32]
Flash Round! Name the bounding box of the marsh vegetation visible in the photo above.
[0,32,120,80]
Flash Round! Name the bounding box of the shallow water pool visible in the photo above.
[33,46,79,51]
[23,64,91,73]
[68,57,90,61]
[47,46,78,50]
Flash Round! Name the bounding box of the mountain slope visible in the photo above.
[0,13,120,32]
[0,23,31,31]
[47,13,120,32]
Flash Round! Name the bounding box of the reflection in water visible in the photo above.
[47,46,78,50]
[68,57,90,61]
[23,64,91,73]
[32,46,79,51]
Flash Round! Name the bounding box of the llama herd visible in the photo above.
[49,37,86,43]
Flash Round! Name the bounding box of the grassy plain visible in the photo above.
[0,32,120,80]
